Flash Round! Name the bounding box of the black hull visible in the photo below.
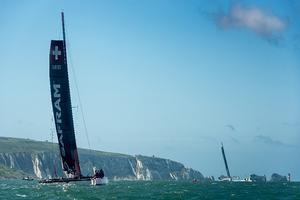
[39,176,92,184]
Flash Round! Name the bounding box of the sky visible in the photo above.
[1,0,300,180]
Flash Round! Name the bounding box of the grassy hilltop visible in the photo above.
[0,136,129,157]
[0,137,203,180]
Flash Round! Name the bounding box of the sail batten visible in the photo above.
[49,13,81,177]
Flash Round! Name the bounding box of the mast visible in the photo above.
[60,11,82,177]
[49,12,81,177]
[221,143,231,178]
[61,12,67,67]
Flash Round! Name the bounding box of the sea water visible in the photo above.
[0,180,299,200]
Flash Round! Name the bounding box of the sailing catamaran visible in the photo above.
[39,12,108,185]
[219,143,232,181]
[218,143,251,182]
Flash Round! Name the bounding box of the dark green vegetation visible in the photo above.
[0,137,126,157]
[0,137,54,153]
[0,165,30,179]
[0,137,203,180]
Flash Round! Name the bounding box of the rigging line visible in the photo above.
[50,116,57,177]
[63,22,92,153]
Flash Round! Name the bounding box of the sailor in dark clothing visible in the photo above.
[93,169,105,179]
[99,169,104,178]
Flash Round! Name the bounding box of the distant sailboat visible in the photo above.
[218,143,251,182]
[39,12,108,185]
[219,143,231,181]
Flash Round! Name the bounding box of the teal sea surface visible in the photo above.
[0,180,299,200]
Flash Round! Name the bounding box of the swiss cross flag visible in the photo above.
[50,40,64,64]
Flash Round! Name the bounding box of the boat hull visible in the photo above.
[91,177,108,186]
[39,176,92,184]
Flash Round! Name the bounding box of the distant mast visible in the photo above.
[49,12,81,177]
[221,143,231,178]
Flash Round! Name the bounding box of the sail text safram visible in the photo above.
[49,21,81,177]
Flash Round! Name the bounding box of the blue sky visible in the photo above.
[1,0,300,180]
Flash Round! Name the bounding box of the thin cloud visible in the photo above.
[255,126,261,132]
[199,136,218,143]
[285,0,300,51]
[255,135,292,147]
[230,136,240,144]
[282,122,299,127]
[292,34,300,50]
[225,124,236,132]
[214,4,288,45]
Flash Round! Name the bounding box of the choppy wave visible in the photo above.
[0,180,299,199]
